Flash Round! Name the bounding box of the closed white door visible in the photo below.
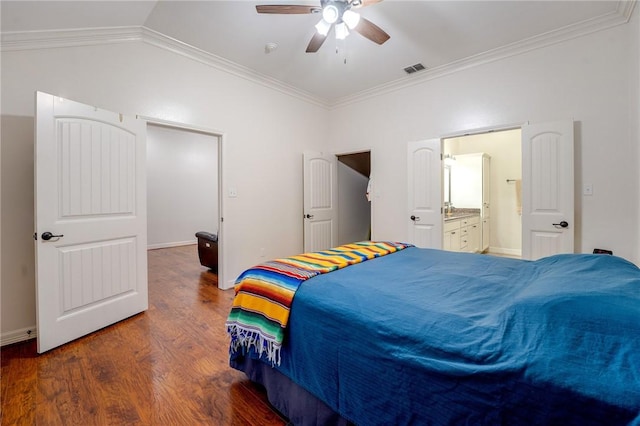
[407,139,442,248]
[35,92,148,353]
[521,120,574,260]
[303,151,337,252]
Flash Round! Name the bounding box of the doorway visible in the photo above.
[145,121,224,283]
[337,151,371,245]
[443,128,522,258]
[408,120,573,259]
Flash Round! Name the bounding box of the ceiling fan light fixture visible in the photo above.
[256,1,390,53]
[322,4,339,24]
[335,22,349,40]
[342,10,360,29]
[315,18,332,36]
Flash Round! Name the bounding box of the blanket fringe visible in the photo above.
[226,323,281,366]
[226,242,414,366]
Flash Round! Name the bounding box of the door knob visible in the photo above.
[552,221,569,229]
[304,214,314,219]
[41,231,64,241]
[410,215,420,221]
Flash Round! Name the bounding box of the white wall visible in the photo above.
[0,40,328,341]
[337,162,370,245]
[328,12,639,264]
[147,124,218,249]
[1,115,37,343]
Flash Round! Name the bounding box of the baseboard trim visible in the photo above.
[148,240,196,250]
[488,247,522,257]
[218,279,234,291]
[1,326,37,347]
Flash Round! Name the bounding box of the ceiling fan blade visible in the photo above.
[353,17,390,45]
[256,5,320,14]
[306,31,328,53]
[351,0,383,8]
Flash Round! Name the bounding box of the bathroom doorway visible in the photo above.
[443,129,522,258]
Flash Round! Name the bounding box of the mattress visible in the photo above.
[230,248,640,425]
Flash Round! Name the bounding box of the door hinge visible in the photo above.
[34,232,37,240]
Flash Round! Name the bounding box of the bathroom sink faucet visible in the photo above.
[444,202,454,216]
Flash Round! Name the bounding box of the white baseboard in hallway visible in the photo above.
[1,326,37,347]
[148,240,197,250]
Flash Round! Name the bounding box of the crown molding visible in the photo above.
[0,25,329,108]
[139,27,328,108]
[1,0,634,110]
[0,26,143,51]
[618,0,637,20]
[331,0,637,108]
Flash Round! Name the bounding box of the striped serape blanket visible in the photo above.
[226,241,413,365]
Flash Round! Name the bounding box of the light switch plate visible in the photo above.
[583,184,593,196]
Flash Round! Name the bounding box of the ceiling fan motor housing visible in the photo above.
[322,0,351,23]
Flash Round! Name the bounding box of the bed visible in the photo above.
[226,242,640,425]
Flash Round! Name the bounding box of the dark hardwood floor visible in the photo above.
[1,245,287,425]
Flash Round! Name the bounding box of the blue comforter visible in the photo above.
[231,248,640,425]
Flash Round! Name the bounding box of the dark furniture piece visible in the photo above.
[195,232,218,272]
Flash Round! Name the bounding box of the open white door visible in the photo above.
[303,151,337,252]
[521,120,574,260]
[407,139,443,248]
[35,92,148,353]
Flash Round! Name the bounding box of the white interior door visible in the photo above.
[35,92,148,353]
[407,139,442,248]
[303,151,337,252]
[521,119,574,260]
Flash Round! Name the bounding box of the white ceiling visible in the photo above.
[0,1,633,104]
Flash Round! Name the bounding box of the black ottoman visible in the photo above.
[195,232,218,272]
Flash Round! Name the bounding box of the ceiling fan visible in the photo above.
[256,0,390,53]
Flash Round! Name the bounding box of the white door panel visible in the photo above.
[303,152,337,252]
[521,120,574,260]
[35,92,148,353]
[408,139,442,248]
[482,154,491,219]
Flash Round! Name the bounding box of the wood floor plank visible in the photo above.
[1,245,287,425]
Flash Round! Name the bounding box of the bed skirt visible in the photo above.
[231,356,352,426]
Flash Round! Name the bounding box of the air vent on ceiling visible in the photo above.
[404,63,426,74]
